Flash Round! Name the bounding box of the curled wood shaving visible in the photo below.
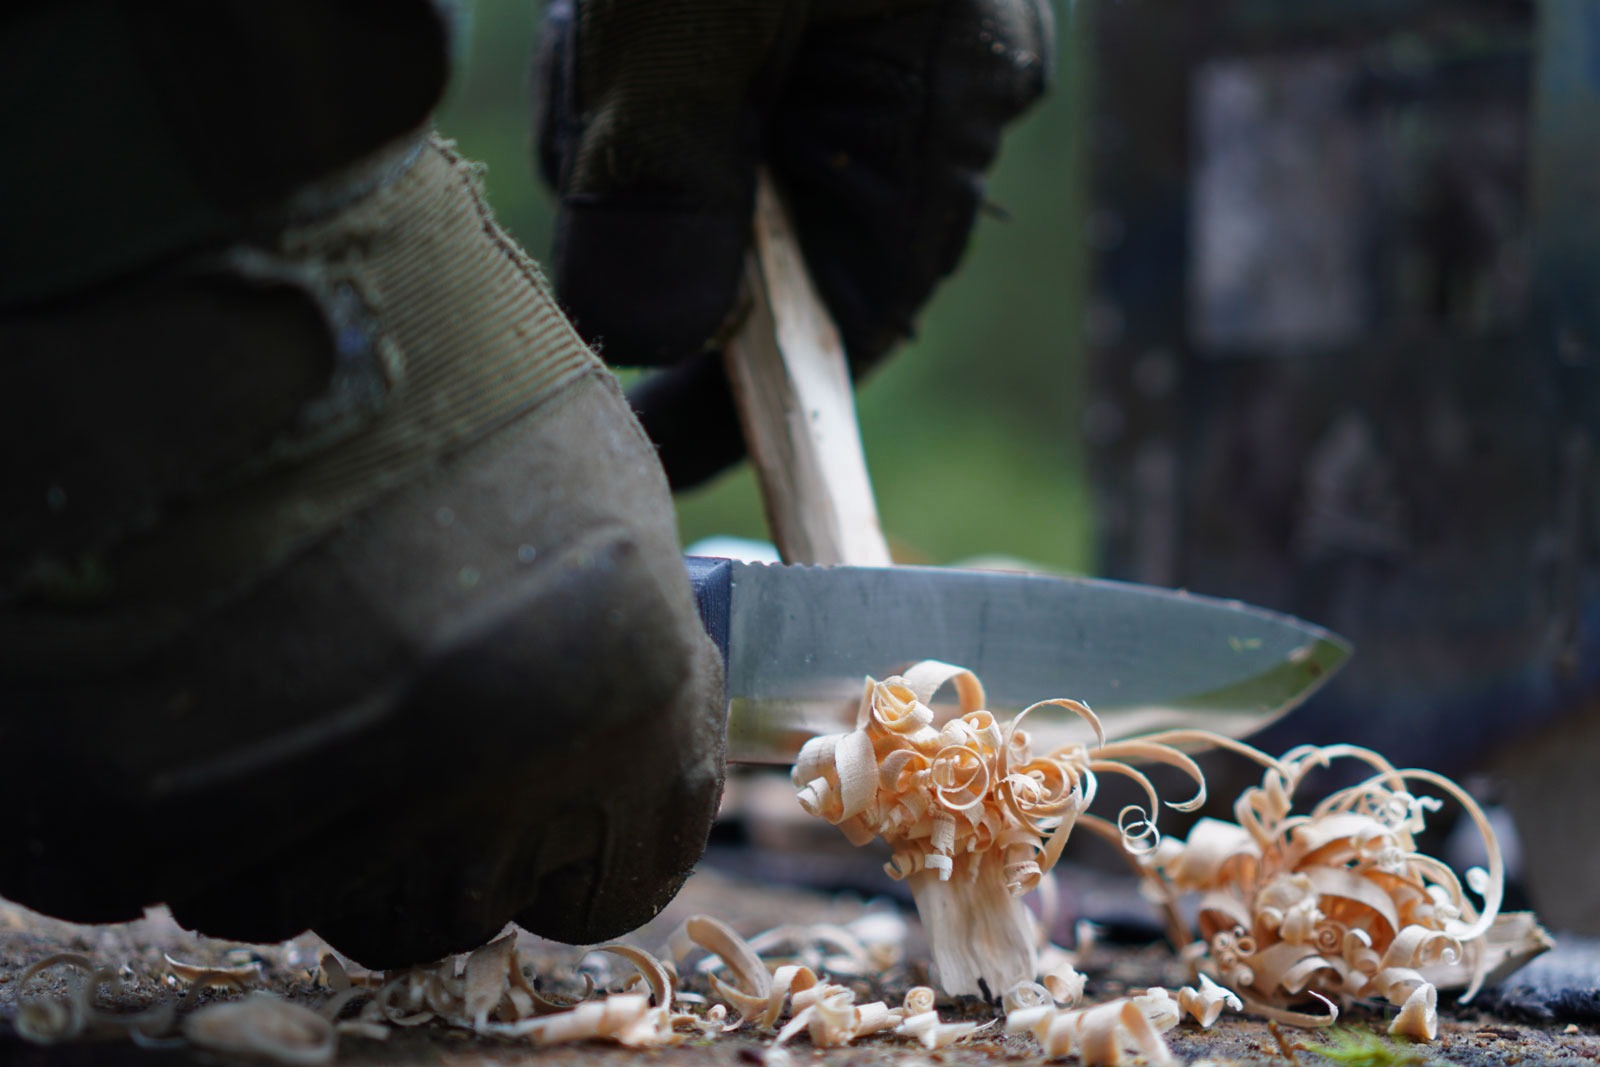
[327,935,695,1049]
[333,934,619,1042]
[1132,987,1181,1033]
[673,1001,733,1037]
[13,954,96,1044]
[165,953,262,991]
[331,1015,390,1042]
[464,933,519,1027]
[15,953,174,1046]
[317,954,351,993]
[576,999,680,1047]
[674,914,951,1050]
[668,914,783,1027]
[744,914,905,977]
[1006,995,1179,1066]
[16,914,943,1057]
[183,992,336,1066]
[478,992,678,1047]
[903,985,939,1016]
[1176,973,1243,1028]
[673,914,905,1046]
[594,942,675,1009]
[1003,980,1056,1014]
[793,661,1203,996]
[1135,738,1525,1037]
[314,951,385,1027]
[1388,981,1438,1041]
[1043,960,1088,1007]
[775,981,903,1047]
[12,711,1545,1061]
[524,971,596,1015]
[366,967,458,1027]
[846,906,911,972]
[895,985,993,1048]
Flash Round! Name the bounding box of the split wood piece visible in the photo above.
[724,170,892,567]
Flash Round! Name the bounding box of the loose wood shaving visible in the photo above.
[1006,993,1179,1065]
[183,993,336,1066]
[1003,980,1057,1014]
[774,981,903,1047]
[668,914,790,1027]
[11,917,1081,1058]
[1135,736,1531,1037]
[9,676,1551,1059]
[1176,973,1243,1027]
[165,953,262,991]
[14,954,96,1044]
[1388,981,1438,1041]
[594,942,675,1009]
[792,660,1203,995]
[14,952,174,1045]
[318,953,351,993]
[668,914,916,1047]
[895,985,993,1048]
[1043,959,1089,1006]
[743,910,904,976]
[1132,986,1182,1032]
[788,662,1548,1046]
[846,906,912,971]
[478,993,679,1046]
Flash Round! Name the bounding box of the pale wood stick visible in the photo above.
[723,171,892,567]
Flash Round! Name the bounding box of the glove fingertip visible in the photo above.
[554,201,750,368]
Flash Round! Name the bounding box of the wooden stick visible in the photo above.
[723,171,892,567]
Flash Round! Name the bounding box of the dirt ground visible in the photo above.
[1,864,1595,1067]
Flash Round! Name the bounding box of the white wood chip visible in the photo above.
[1007,996,1178,1066]
[183,993,335,1066]
[1388,981,1439,1041]
[164,953,261,991]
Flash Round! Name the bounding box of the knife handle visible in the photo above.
[723,171,893,568]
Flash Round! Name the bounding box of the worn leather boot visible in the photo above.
[0,135,725,967]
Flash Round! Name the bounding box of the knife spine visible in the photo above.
[685,556,734,702]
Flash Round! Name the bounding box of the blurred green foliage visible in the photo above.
[1307,1027,1430,1067]
[437,1,1089,571]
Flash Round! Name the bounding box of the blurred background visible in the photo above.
[436,0,1092,572]
[436,0,1600,932]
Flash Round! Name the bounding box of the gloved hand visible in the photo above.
[2,132,725,970]
[534,0,1053,488]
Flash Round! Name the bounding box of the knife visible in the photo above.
[688,556,1349,765]
[704,173,1349,765]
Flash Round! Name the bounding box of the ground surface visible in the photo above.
[1,865,1595,1066]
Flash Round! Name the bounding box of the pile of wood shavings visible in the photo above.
[1135,737,1549,1041]
[8,662,1551,1064]
[792,659,1206,996]
[1001,975,1243,1065]
[791,661,1550,1053]
[9,912,1065,1063]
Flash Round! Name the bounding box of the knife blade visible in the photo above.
[687,556,1350,766]
[706,174,1348,766]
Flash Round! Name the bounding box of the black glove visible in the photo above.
[535,0,1053,488]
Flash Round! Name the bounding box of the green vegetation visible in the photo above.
[437,1,1090,570]
[1308,1026,1433,1067]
